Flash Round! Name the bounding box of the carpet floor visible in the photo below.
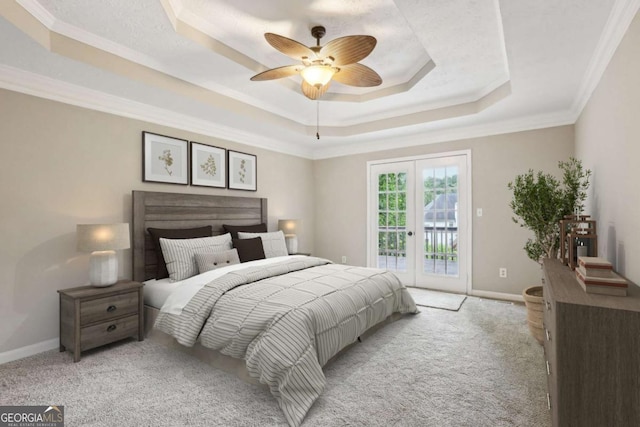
[0,297,550,427]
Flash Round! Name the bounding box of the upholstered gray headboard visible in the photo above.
[132,190,267,282]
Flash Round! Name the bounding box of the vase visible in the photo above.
[523,285,544,345]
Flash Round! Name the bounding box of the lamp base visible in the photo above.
[284,235,298,255]
[89,250,118,287]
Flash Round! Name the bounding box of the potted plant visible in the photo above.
[508,158,591,344]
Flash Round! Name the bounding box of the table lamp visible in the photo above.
[77,223,130,287]
[278,219,300,255]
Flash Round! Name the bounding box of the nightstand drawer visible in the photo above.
[81,314,139,351]
[81,291,139,325]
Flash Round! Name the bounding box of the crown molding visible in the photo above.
[5,1,513,137]
[311,110,576,159]
[0,63,577,162]
[0,64,314,159]
[570,0,640,117]
[16,0,55,27]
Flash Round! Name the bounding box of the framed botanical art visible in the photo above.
[190,142,226,188]
[142,131,188,185]
[227,150,257,191]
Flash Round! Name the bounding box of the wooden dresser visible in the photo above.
[542,258,640,426]
[58,280,144,362]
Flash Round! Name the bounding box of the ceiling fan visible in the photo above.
[250,26,382,100]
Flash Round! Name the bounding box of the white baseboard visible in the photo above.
[470,289,524,303]
[0,338,59,365]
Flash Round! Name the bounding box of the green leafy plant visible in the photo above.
[508,158,591,264]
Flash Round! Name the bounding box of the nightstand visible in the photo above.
[58,280,144,362]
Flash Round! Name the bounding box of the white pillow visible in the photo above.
[160,234,232,281]
[195,248,240,273]
[237,230,288,258]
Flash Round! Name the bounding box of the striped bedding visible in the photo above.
[155,256,418,426]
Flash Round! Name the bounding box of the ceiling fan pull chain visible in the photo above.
[316,100,320,140]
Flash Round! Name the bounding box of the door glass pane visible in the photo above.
[422,166,459,276]
[377,172,407,272]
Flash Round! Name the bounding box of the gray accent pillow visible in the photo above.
[159,234,232,281]
[195,249,240,273]
[238,230,288,258]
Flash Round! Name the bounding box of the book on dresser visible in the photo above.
[575,256,628,296]
[577,256,614,277]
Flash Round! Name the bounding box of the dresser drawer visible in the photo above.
[80,314,139,351]
[80,291,139,325]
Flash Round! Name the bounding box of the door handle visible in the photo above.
[407,231,413,236]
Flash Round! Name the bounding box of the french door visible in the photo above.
[368,152,470,293]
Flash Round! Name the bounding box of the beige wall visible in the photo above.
[575,12,640,285]
[314,126,575,295]
[0,89,315,354]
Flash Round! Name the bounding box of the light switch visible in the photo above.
[477,208,483,217]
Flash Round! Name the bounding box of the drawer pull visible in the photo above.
[545,329,551,341]
[546,393,551,410]
[107,305,117,313]
[107,324,117,332]
[546,360,551,375]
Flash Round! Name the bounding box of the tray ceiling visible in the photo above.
[0,0,633,158]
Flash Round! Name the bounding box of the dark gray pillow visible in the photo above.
[148,226,212,279]
[233,237,266,263]
[195,249,240,273]
[223,223,267,239]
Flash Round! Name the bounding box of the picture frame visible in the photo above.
[227,150,257,191]
[190,142,226,188]
[143,131,188,185]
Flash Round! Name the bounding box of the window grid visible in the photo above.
[423,166,459,276]
[377,172,407,272]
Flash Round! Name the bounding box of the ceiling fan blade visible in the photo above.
[320,35,377,66]
[333,63,382,87]
[301,80,331,100]
[250,65,301,81]
[265,33,317,61]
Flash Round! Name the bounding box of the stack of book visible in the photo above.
[575,256,628,296]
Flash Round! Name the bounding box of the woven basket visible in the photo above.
[523,285,544,345]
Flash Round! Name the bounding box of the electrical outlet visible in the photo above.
[499,268,507,278]
[341,256,347,263]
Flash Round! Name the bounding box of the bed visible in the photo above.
[132,190,417,426]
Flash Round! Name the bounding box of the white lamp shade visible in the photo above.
[278,219,300,235]
[77,223,130,252]
[77,223,130,287]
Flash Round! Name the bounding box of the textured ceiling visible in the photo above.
[0,0,632,158]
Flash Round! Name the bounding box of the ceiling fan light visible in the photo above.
[301,65,336,88]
